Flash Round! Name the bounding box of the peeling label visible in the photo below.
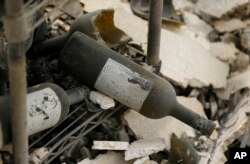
[95,58,153,110]
[27,88,62,135]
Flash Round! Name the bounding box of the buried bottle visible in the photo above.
[0,83,87,147]
[32,9,131,55]
[59,32,215,136]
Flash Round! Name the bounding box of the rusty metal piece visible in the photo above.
[34,9,131,55]
[169,134,201,164]
[131,0,183,24]
[147,0,163,68]
[59,32,215,136]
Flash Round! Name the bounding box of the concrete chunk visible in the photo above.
[92,141,129,150]
[216,68,250,100]
[183,12,213,37]
[133,157,158,164]
[209,91,250,163]
[89,91,115,110]
[80,0,132,13]
[29,148,49,164]
[125,139,166,161]
[209,42,238,63]
[197,0,249,18]
[78,151,129,164]
[172,0,195,13]
[213,19,246,32]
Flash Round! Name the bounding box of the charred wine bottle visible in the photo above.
[0,83,87,147]
[59,32,215,136]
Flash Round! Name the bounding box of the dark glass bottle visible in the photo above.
[59,32,215,136]
[0,83,87,147]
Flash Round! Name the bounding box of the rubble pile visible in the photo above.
[0,0,250,164]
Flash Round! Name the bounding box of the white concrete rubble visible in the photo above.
[213,19,246,32]
[89,91,115,110]
[172,0,195,13]
[78,151,129,164]
[231,52,250,71]
[133,157,157,164]
[209,42,238,63]
[29,147,49,164]
[80,0,132,13]
[125,138,166,161]
[216,67,250,100]
[183,12,213,37]
[196,0,249,18]
[209,91,250,163]
[92,141,129,150]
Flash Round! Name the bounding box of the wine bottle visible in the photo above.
[59,32,215,136]
[0,83,87,147]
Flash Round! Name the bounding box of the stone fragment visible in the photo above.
[213,19,246,32]
[125,138,166,161]
[89,91,115,110]
[232,52,249,71]
[197,0,249,18]
[216,68,250,100]
[29,148,49,164]
[240,29,250,50]
[183,12,213,37]
[209,91,250,163]
[80,0,132,13]
[172,0,195,13]
[133,157,158,164]
[78,151,129,164]
[92,141,129,150]
[209,42,238,63]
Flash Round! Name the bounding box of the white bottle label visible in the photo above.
[95,58,153,110]
[27,87,62,135]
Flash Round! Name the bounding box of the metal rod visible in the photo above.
[147,0,163,67]
[7,45,28,164]
[4,0,29,163]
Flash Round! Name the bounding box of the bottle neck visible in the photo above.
[66,87,87,105]
[171,102,215,136]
